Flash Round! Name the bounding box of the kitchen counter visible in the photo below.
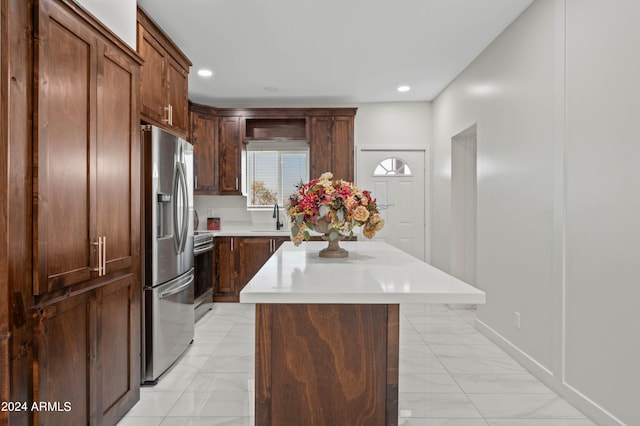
[241,241,485,425]
[196,222,291,237]
[240,240,485,304]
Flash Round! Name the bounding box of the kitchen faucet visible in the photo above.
[273,203,283,230]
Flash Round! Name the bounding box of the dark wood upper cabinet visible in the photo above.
[219,116,244,195]
[137,7,191,137]
[165,57,189,133]
[188,106,355,198]
[330,114,355,181]
[309,111,356,181]
[190,106,220,194]
[245,118,307,140]
[310,115,332,179]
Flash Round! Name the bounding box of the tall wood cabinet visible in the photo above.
[137,7,191,137]
[32,0,142,424]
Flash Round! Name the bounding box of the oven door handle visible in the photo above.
[160,275,194,299]
[194,242,214,256]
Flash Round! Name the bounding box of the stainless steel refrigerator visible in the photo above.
[141,124,195,384]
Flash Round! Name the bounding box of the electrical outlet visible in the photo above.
[514,312,521,330]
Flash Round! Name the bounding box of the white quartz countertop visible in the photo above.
[196,223,292,237]
[240,241,486,304]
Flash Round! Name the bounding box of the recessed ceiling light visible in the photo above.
[397,85,411,93]
[264,86,279,92]
[197,69,213,77]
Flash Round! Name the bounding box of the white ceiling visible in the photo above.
[137,0,534,107]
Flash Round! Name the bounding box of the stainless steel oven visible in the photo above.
[194,232,214,321]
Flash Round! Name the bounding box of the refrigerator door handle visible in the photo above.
[178,162,189,253]
[159,274,194,299]
[172,162,189,253]
[172,164,181,253]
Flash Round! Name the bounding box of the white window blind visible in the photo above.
[246,140,309,208]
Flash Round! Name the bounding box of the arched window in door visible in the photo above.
[373,157,412,176]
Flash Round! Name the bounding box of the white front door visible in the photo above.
[357,149,427,261]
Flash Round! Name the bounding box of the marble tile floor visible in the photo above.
[118,303,596,426]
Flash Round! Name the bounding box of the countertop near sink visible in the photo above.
[196,223,292,237]
[195,222,363,238]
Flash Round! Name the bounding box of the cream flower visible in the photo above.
[343,196,356,210]
[363,224,376,239]
[353,205,370,222]
[339,221,353,234]
[291,222,307,246]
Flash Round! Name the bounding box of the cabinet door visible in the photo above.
[273,237,289,252]
[219,117,242,194]
[34,0,97,295]
[96,275,139,425]
[35,291,96,426]
[191,111,219,194]
[137,24,166,124]
[215,237,238,301]
[238,238,273,292]
[310,116,332,179]
[96,44,139,278]
[167,57,189,136]
[331,115,354,182]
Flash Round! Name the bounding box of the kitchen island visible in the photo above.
[240,241,485,426]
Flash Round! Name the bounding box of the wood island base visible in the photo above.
[255,303,399,426]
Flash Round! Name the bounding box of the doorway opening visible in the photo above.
[451,124,477,286]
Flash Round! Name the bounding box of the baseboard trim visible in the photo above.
[474,318,626,426]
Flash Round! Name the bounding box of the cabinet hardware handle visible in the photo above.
[231,238,234,251]
[163,106,170,124]
[92,236,106,276]
[92,238,102,275]
[169,105,174,126]
[235,177,239,191]
[102,236,107,276]
[195,176,198,188]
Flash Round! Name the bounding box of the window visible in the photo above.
[373,157,412,176]
[246,140,309,208]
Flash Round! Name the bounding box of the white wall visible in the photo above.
[354,102,432,149]
[564,0,640,423]
[431,0,640,424]
[75,0,137,48]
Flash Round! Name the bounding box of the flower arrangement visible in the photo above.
[287,172,384,245]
